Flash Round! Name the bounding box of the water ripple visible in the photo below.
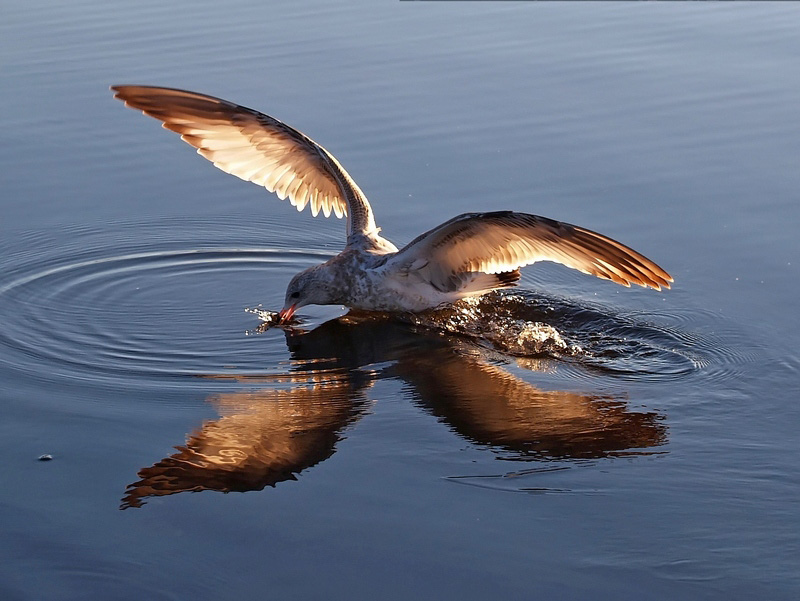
[0,218,335,388]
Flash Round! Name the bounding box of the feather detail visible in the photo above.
[111,85,377,238]
[388,211,672,292]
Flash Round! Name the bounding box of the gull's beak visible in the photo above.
[278,304,297,324]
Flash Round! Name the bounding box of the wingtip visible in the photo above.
[645,276,672,292]
[110,85,164,101]
[110,84,135,102]
[656,271,674,291]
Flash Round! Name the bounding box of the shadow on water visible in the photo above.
[121,310,668,509]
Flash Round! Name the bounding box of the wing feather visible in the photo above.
[111,85,377,237]
[388,211,672,292]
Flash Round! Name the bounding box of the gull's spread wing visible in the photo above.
[387,211,672,292]
[111,85,376,237]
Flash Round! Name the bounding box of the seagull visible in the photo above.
[112,85,672,323]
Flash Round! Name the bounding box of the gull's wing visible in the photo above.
[386,211,673,292]
[111,85,377,237]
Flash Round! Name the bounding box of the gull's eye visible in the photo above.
[290,291,300,299]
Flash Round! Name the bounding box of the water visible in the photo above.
[2,2,799,600]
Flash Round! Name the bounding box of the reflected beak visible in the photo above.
[278,304,298,324]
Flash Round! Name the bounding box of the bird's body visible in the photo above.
[309,234,516,313]
[112,85,672,321]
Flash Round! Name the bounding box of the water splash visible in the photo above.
[245,306,282,327]
[242,290,752,387]
[245,290,736,384]
[247,293,578,356]
[403,294,581,357]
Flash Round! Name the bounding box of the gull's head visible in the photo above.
[279,265,336,323]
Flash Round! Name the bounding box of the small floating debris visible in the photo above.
[37,454,53,461]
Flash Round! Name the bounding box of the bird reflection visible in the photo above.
[121,315,666,509]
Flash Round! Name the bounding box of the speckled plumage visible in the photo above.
[112,85,672,320]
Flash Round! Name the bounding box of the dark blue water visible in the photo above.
[2,2,799,600]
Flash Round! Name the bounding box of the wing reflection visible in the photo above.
[122,315,666,508]
[395,355,664,459]
[121,372,369,509]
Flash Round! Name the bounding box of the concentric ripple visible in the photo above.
[0,217,338,389]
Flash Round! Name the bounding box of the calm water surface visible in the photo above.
[2,2,799,600]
